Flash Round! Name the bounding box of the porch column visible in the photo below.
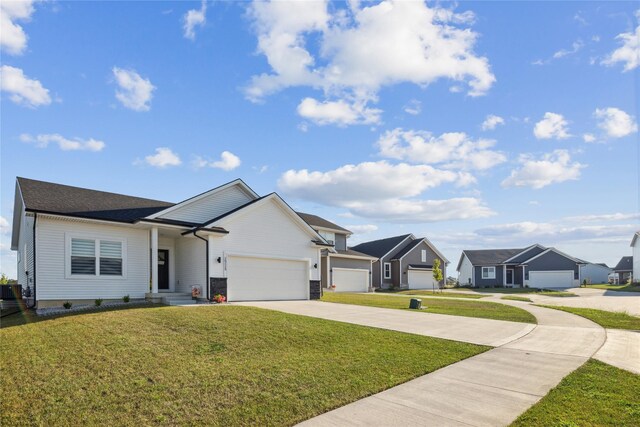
[151,227,158,293]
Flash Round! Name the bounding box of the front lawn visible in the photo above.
[511,359,640,426]
[501,296,532,302]
[0,305,487,426]
[537,305,640,330]
[376,289,487,299]
[475,287,575,297]
[322,293,536,323]
[587,283,640,293]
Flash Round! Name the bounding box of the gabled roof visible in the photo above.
[350,234,413,259]
[520,247,587,265]
[297,212,351,234]
[461,248,525,267]
[502,244,547,264]
[390,238,424,260]
[614,256,633,271]
[332,249,377,260]
[17,177,173,223]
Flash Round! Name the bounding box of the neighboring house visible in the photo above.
[613,256,634,284]
[351,234,449,290]
[11,177,329,307]
[579,262,613,284]
[457,244,586,289]
[632,232,640,282]
[297,213,376,293]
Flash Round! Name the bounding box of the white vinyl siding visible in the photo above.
[457,254,474,287]
[175,237,206,293]
[36,217,149,300]
[633,237,640,281]
[159,185,254,224]
[421,249,427,263]
[482,266,495,279]
[383,262,391,279]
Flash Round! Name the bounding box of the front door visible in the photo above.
[158,249,169,290]
[506,269,514,285]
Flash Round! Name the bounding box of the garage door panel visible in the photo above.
[408,270,435,289]
[227,256,308,301]
[529,271,574,289]
[332,268,368,293]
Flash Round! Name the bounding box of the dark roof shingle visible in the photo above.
[390,238,423,260]
[463,248,526,265]
[614,256,633,271]
[297,212,351,234]
[350,234,412,259]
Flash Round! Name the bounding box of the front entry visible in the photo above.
[506,269,514,285]
[158,249,170,290]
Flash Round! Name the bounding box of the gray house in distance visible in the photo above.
[351,234,448,290]
[457,244,586,289]
[613,256,633,284]
[298,213,376,293]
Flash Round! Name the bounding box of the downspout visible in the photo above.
[27,213,37,309]
[192,230,210,300]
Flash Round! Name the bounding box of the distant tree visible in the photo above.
[0,273,9,285]
[433,259,443,293]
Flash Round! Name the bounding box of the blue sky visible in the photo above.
[1,0,639,278]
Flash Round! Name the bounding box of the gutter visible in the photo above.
[26,213,37,309]
[192,229,210,301]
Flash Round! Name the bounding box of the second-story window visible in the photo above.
[318,230,335,245]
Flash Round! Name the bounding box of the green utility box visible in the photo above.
[409,298,422,310]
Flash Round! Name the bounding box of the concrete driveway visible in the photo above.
[238,300,608,426]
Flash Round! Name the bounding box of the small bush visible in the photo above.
[95,298,103,307]
[123,295,130,303]
[63,301,72,310]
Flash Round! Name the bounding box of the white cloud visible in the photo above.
[0,65,51,107]
[377,128,506,171]
[141,147,182,168]
[552,39,584,59]
[582,133,596,143]
[278,161,493,222]
[297,97,381,126]
[20,133,105,151]
[481,114,504,131]
[246,1,495,124]
[0,216,9,234]
[112,67,155,111]
[594,107,638,138]
[601,10,640,72]
[193,151,241,171]
[0,0,35,55]
[475,221,637,243]
[533,112,571,140]
[345,224,378,234]
[566,212,640,222]
[403,99,422,115]
[501,149,585,189]
[183,0,207,40]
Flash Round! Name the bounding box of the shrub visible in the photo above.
[63,301,72,310]
[123,295,130,303]
[95,298,103,307]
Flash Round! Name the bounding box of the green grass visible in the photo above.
[501,296,532,302]
[537,305,640,331]
[376,289,487,299]
[475,287,576,297]
[586,283,640,293]
[0,305,488,426]
[322,293,536,324]
[511,359,640,426]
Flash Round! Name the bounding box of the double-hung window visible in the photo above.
[481,266,496,279]
[69,237,124,277]
[383,262,391,279]
[421,249,427,263]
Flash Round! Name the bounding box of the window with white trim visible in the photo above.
[318,230,335,245]
[421,249,427,263]
[69,237,124,277]
[481,266,495,279]
[383,262,391,279]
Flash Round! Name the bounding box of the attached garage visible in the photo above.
[226,256,309,301]
[408,269,435,290]
[332,268,369,292]
[528,270,574,289]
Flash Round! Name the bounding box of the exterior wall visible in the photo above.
[457,254,473,287]
[209,199,320,282]
[334,233,347,251]
[399,241,445,286]
[580,264,613,284]
[391,260,401,288]
[159,185,254,224]
[175,236,206,293]
[514,266,524,286]
[17,214,34,289]
[525,251,579,281]
[35,217,150,301]
[473,265,504,287]
[372,260,382,288]
[329,256,371,287]
[633,239,639,281]
[321,256,329,288]
[507,246,545,264]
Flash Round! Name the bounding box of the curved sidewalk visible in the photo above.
[239,300,606,426]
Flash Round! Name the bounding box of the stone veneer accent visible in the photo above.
[210,277,227,299]
[310,280,321,300]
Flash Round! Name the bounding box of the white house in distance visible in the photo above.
[632,231,640,282]
[11,177,331,307]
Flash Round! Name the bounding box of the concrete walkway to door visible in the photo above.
[238,300,606,426]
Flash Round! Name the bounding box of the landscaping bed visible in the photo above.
[0,305,488,426]
[322,293,536,323]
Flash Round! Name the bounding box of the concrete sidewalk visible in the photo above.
[238,300,606,426]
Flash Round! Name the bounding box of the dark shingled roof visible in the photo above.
[390,238,423,260]
[504,245,547,264]
[351,234,412,259]
[463,248,526,265]
[297,212,351,234]
[18,177,174,223]
[335,249,377,259]
[614,256,633,271]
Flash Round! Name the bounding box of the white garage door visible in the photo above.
[226,256,308,301]
[529,271,574,289]
[408,269,435,290]
[332,268,369,293]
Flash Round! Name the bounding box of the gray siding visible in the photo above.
[391,260,401,288]
[526,251,579,280]
[399,241,445,286]
[372,260,382,288]
[334,233,347,251]
[330,257,371,271]
[321,256,329,288]
[474,265,504,287]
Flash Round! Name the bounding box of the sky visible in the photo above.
[1,0,639,279]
